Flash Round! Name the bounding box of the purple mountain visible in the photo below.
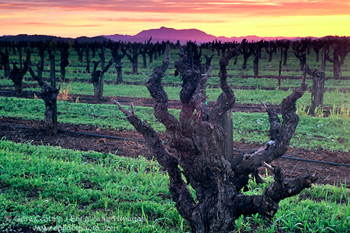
[105,26,217,43]
[104,26,311,43]
[134,26,217,43]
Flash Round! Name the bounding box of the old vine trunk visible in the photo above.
[116,42,316,233]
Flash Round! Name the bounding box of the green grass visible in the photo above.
[1,69,349,90]
[1,140,349,232]
[0,96,174,132]
[1,47,350,114]
[61,81,350,108]
[235,177,350,233]
[232,111,350,152]
[1,96,349,152]
[1,78,349,108]
[0,139,187,232]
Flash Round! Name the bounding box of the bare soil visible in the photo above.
[1,117,349,188]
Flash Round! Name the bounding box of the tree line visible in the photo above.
[0,37,349,133]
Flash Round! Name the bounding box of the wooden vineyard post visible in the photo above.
[307,48,326,115]
[50,54,58,134]
[221,109,234,162]
[50,55,56,88]
[278,49,283,90]
[99,46,105,101]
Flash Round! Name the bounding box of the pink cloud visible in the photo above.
[0,0,349,16]
[1,20,99,28]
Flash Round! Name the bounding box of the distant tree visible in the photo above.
[240,42,252,70]
[85,44,91,73]
[28,55,59,134]
[47,41,56,57]
[292,38,311,71]
[16,42,24,69]
[91,59,113,102]
[147,43,156,63]
[276,39,290,66]
[221,43,226,57]
[36,41,48,73]
[153,42,160,60]
[57,42,70,80]
[10,42,17,55]
[140,44,147,68]
[276,40,284,89]
[325,37,350,79]
[264,40,277,62]
[311,39,325,62]
[90,42,98,58]
[72,40,84,62]
[215,40,223,56]
[9,48,30,95]
[252,40,263,78]
[126,43,141,75]
[203,54,214,73]
[140,40,151,69]
[232,42,240,65]
[110,42,126,84]
[0,48,10,79]
[157,41,167,57]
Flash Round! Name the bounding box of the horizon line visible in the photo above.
[1,26,349,40]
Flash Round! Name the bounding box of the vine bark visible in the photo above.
[116,41,316,233]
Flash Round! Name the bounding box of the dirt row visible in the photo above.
[1,117,349,188]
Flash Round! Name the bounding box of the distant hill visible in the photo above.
[104,27,316,43]
[0,34,72,42]
[75,36,109,43]
[134,26,217,43]
[104,27,217,43]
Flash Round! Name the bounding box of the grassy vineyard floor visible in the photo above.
[1,47,350,111]
[1,140,349,232]
[1,97,349,152]
[1,46,350,232]
[1,79,350,108]
[1,116,350,187]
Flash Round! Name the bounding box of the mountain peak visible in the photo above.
[134,26,216,43]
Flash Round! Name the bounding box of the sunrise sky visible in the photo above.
[0,0,349,38]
